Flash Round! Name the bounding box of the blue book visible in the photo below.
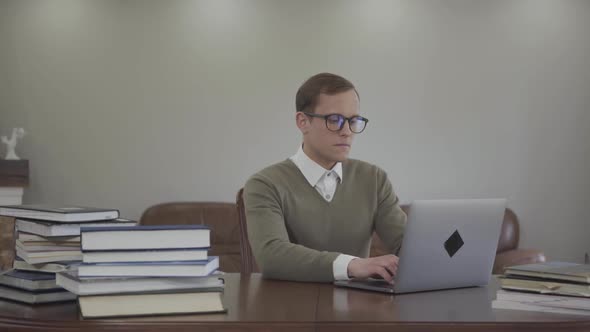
[78,256,219,278]
[80,225,210,251]
[0,284,76,304]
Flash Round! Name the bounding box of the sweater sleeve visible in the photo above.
[244,174,340,282]
[373,169,407,255]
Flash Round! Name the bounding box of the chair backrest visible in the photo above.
[235,191,521,273]
[496,208,519,253]
[140,202,241,272]
[236,189,259,274]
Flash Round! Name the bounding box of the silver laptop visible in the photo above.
[335,198,506,294]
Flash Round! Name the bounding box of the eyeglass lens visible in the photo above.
[326,114,366,133]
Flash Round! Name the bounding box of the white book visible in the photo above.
[16,247,82,264]
[492,299,590,316]
[57,269,224,296]
[12,259,73,273]
[81,225,210,251]
[78,256,219,278]
[18,232,80,243]
[82,248,208,263]
[496,290,590,310]
[16,240,80,251]
[79,291,225,318]
[505,261,590,284]
[0,205,119,222]
[16,218,136,237]
[0,188,24,205]
[0,188,24,197]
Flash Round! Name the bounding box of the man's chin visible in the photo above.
[333,152,350,162]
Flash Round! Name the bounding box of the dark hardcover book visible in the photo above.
[0,284,76,304]
[0,270,59,291]
[81,225,210,251]
[0,205,119,223]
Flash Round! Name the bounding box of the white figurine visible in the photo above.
[1,128,26,160]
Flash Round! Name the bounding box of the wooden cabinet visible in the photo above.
[0,160,28,269]
[0,160,28,205]
[0,160,29,187]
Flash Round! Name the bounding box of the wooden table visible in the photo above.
[0,273,588,331]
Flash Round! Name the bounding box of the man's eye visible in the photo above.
[327,116,342,124]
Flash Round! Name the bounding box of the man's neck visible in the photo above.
[302,144,337,170]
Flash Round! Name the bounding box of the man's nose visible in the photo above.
[339,120,353,136]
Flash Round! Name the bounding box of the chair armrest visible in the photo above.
[493,248,546,274]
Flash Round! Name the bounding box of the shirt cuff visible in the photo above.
[333,254,358,280]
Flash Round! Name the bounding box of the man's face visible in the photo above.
[298,89,360,169]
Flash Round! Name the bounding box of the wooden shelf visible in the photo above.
[0,160,29,187]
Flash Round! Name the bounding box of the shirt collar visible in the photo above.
[290,145,343,187]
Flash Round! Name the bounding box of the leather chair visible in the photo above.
[492,208,546,274]
[236,189,259,274]
[236,189,545,275]
[140,202,242,272]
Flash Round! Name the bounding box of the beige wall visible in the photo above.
[1,0,589,262]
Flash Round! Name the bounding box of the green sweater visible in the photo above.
[244,158,406,282]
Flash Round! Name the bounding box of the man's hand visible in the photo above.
[347,255,399,283]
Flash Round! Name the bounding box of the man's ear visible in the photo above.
[295,112,310,134]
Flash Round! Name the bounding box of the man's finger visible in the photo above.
[374,266,394,282]
[383,264,396,277]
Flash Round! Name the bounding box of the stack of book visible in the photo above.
[57,225,225,318]
[0,204,135,304]
[492,261,590,316]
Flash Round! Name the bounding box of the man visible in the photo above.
[244,73,406,283]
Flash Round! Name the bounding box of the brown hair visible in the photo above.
[295,73,359,113]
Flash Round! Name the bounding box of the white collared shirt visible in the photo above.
[289,145,357,280]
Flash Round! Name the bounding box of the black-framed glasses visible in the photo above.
[302,112,369,133]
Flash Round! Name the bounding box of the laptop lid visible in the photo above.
[392,198,506,294]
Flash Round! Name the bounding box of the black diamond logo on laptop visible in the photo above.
[444,230,464,258]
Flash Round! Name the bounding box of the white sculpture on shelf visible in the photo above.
[1,128,26,160]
